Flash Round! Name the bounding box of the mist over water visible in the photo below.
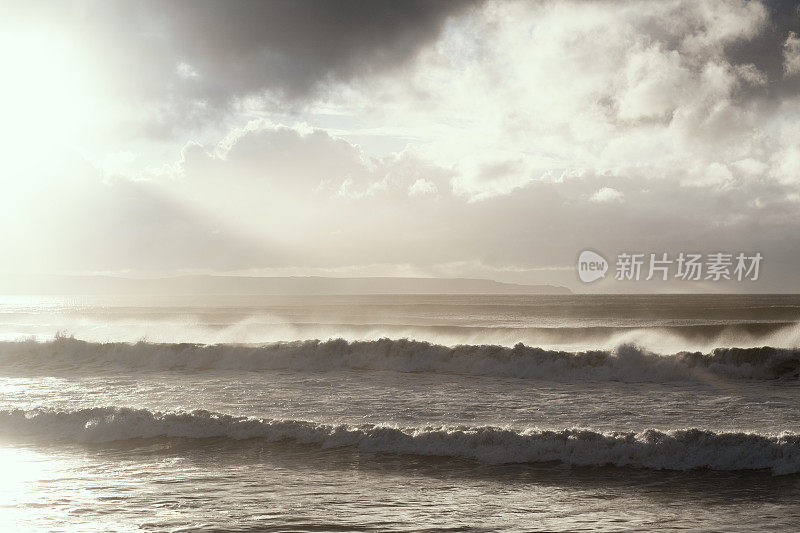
[3,294,800,352]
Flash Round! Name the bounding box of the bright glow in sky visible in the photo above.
[0,26,98,170]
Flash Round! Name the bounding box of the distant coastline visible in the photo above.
[0,275,572,296]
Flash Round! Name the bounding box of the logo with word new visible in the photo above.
[576,250,763,283]
[577,250,608,283]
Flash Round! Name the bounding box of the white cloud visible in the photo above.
[616,46,690,121]
[735,63,767,86]
[732,158,768,176]
[681,162,734,188]
[784,32,800,76]
[408,178,437,197]
[590,187,624,203]
[176,62,199,80]
[319,0,773,203]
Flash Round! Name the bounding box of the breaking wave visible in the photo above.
[0,336,798,381]
[1,407,798,474]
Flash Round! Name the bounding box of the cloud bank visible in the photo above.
[2,0,800,291]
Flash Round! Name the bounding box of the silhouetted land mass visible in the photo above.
[0,275,572,295]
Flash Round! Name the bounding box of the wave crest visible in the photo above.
[0,336,798,381]
[1,407,798,474]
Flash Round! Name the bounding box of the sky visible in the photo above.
[1,0,799,292]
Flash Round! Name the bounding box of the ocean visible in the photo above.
[0,294,798,531]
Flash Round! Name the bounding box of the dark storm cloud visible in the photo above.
[156,0,478,98]
[19,0,478,134]
[724,0,800,99]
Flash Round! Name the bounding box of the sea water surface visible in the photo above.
[0,294,799,531]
